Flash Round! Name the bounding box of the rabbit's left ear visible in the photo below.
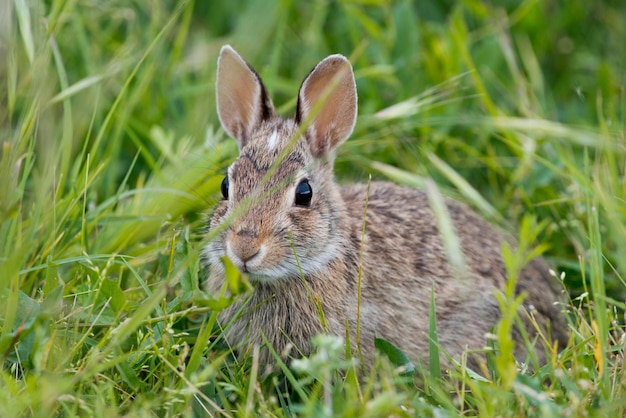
[216,45,275,149]
[296,55,357,158]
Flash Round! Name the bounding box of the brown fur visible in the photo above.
[204,45,568,372]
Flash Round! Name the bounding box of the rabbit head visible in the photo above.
[205,45,358,285]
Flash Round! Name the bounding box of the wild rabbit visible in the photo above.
[204,45,568,372]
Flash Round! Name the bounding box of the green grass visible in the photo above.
[1,0,625,416]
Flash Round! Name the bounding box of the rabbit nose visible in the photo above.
[234,243,260,263]
[231,228,260,263]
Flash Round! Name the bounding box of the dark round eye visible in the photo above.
[295,180,312,206]
[221,177,229,200]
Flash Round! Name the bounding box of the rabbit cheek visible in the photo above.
[209,200,229,227]
[203,202,230,263]
[287,209,330,261]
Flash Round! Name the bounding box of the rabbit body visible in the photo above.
[204,45,567,370]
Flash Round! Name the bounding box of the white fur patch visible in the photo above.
[267,129,279,151]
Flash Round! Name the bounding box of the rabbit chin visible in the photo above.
[241,262,311,285]
[246,271,290,285]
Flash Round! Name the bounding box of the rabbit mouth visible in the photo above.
[221,234,343,283]
[226,241,266,270]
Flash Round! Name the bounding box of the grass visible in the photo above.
[1,0,625,416]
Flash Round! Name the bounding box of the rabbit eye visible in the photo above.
[221,177,229,200]
[295,180,312,206]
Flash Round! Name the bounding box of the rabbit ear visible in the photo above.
[296,55,357,158]
[216,45,275,149]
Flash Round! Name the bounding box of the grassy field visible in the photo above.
[1,0,625,416]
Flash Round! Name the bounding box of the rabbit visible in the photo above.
[203,45,568,373]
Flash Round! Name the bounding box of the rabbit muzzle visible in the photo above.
[227,231,260,267]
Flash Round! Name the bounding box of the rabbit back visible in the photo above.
[341,181,567,367]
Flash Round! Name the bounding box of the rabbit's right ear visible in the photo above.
[296,54,357,158]
[216,45,275,149]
